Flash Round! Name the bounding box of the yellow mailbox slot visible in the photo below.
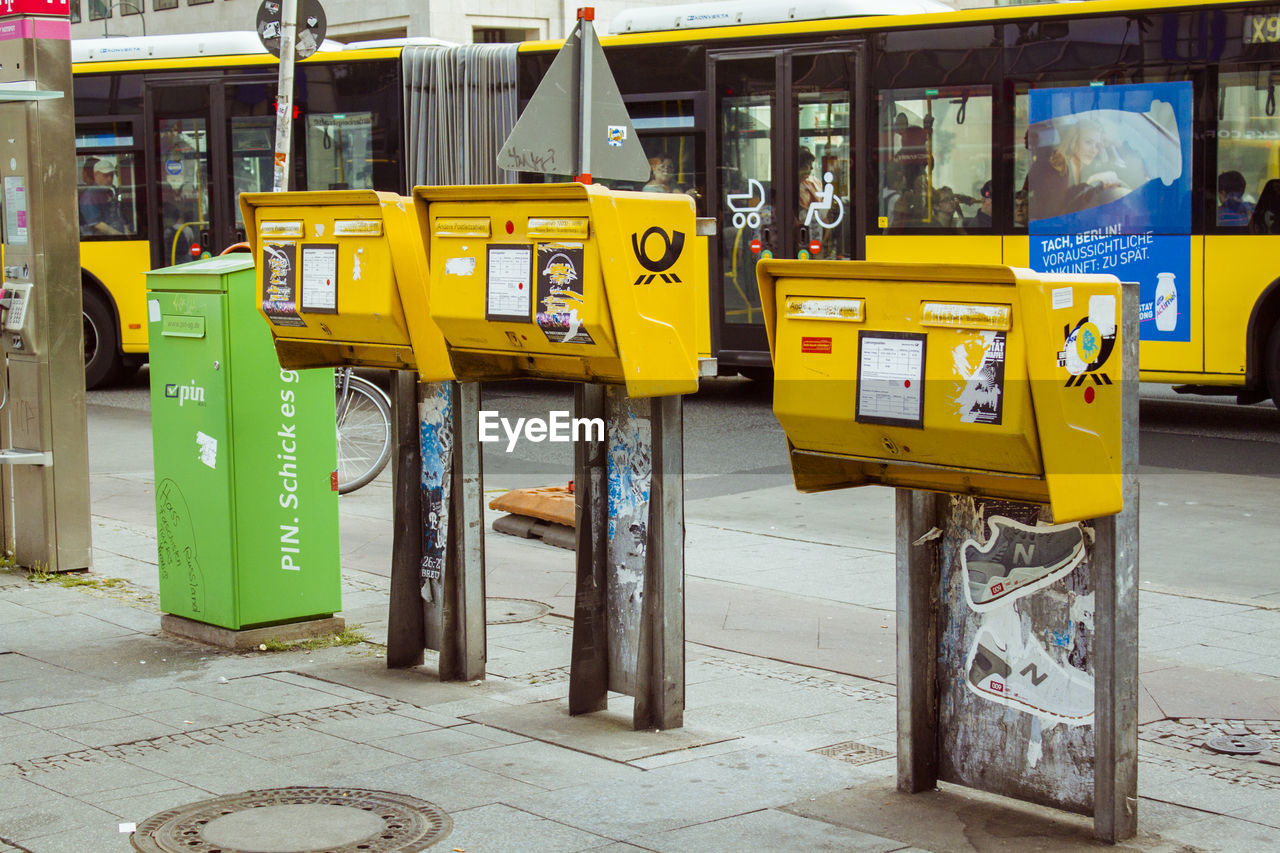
[414,182,709,398]
[240,190,452,378]
[758,261,1124,523]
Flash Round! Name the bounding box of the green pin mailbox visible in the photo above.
[147,255,341,632]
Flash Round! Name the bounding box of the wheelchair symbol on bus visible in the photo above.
[804,172,844,230]
[727,179,766,229]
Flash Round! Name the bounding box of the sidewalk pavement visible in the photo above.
[3,407,1280,850]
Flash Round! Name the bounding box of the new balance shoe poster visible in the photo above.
[1027,81,1193,343]
[939,498,1096,813]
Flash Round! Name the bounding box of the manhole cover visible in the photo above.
[812,741,895,766]
[487,597,551,624]
[1205,735,1269,756]
[130,787,451,852]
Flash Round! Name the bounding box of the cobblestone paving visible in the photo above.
[7,699,406,776]
[1141,717,1280,760]
[699,654,894,703]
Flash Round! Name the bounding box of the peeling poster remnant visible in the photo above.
[419,384,453,587]
[952,331,1006,425]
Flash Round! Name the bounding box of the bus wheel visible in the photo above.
[83,288,122,390]
[1266,320,1280,410]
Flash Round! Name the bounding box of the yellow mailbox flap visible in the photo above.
[240,190,453,379]
[413,183,704,398]
[758,260,1123,523]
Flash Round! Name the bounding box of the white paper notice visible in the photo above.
[1052,287,1073,311]
[487,247,532,320]
[858,335,925,424]
[301,245,338,311]
[3,176,28,245]
[196,432,218,469]
[148,299,161,323]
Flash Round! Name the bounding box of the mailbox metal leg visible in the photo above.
[570,385,685,730]
[440,382,486,681]
[388,379,486,680]
[896,487,939,793]
[570,383,609,715]
[634,394,685,731]
[388,373,426,669]
[1094,284,1141,842]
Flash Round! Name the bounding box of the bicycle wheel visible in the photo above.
[335,375,392,494]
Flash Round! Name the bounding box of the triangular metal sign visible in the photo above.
[497,19,650,182]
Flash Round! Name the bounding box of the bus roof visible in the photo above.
[71,31,346,63]
[342,36,457,50]
[611,0,952,34]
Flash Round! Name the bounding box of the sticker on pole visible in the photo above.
[256,0,327,60]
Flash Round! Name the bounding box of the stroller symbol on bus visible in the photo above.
[727,179,766,229]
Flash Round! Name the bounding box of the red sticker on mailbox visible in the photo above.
[750,239,763,254]
[801,336,833,354]
[809,240,822,253]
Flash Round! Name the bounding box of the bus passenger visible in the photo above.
[966,180,993,229]
[931,186,962,228]
[79,156,126,237]
[1249,179,1280,235]
[1217,170,1254,227]
[643,156,680,193]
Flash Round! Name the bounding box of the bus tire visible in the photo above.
[83,287,123,390]
[1267,320,1280,410]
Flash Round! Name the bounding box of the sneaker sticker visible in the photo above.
[961,515,1086,612]
[964,625,1094,727]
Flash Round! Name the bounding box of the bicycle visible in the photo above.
[335,367,393,494]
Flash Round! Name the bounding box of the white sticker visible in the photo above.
[1052,287,1073,310]
[1089,294,1117,336]
[196,432,218,469]
[445,256,476,276]
[148,299,161,323]
[119,823,137,833]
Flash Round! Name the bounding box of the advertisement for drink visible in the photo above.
[1027,81,1193,343]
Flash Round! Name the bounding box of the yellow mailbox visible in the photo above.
[240,190,452,378]
[414,182,709,398]
[758,261,1124,523]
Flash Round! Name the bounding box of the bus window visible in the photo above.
[157,118,209,266]
[76,151,142,239]
[639,134,703,205]
[76,120,143,239]
[231,117,273,229]
[306,113,375,191]
[877,87,992,231]
[718,57,774,327]
[1215,69,1280,231]
[796,53,851,260]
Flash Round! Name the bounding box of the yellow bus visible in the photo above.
[519,0,1280,407]
[70,33,515,387]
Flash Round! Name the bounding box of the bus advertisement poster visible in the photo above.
[1027,81,1193,343]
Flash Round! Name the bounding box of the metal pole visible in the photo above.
[633,394,685,730]
[574,8,593,184]
[896,488,939,792]
[272,0,297,192]
[387,373,426,668]
[569,383,609,715]
[1093,280,1140,842]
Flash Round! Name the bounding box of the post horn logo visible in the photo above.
[631,227,685,285]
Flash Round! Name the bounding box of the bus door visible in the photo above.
[709,45,860,371]
[146,78,277,267]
